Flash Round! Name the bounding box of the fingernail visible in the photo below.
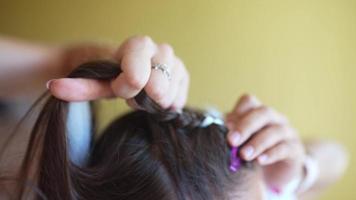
[258,154,268,164]
[242,146,254,160]
[46,80,53,89]
[230,131,241,146]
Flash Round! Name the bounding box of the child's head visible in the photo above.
[15,61,264,200]
[84,109,255,200]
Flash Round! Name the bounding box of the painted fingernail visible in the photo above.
[230,131,241,146]
[46,80,53,89]
[258,154,268,164]
[242,146,254,160]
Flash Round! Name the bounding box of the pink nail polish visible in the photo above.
[230,131,241,146]
[243,146,254,159]
[258,154,268,164]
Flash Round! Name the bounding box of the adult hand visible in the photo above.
[226,94,306,189]
[47,36,189,111]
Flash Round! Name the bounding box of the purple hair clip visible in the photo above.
[229,147,241,172]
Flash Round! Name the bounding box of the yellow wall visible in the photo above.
[1,0,355,199]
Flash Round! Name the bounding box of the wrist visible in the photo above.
[296,154,319,194]
[267,154,318,197]
[41,46,67,79]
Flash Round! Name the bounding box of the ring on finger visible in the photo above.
[151,63,172,81]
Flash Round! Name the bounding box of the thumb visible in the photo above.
[47,78,114,101]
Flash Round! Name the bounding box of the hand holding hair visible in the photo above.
[225,94,306,191]
[225,94,348,198]
[47,35,189,111]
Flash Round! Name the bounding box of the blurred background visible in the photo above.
[0,0,355,199]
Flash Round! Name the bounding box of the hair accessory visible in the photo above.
[151,63,171,80]
[229,147,241,172]
[199,107,241,172]
[199,114,224,127]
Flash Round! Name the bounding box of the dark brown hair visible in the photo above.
[4,61,250,200]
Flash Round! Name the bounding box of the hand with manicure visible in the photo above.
[226,94,306,189]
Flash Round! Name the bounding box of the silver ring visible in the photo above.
[151,63,171,80]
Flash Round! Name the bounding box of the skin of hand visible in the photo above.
[47,35,190,111]
[225,94,306,190]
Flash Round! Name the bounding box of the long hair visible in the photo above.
[6,60,250,200]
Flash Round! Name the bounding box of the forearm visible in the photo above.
[0,37,64,99]
[0,37,115,100]
[299,140,349,199]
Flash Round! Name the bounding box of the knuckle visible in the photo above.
[264,125,291,140]
[270,124,285,132]
[278,143,289,153]
[241,93,257,103]
[257,105,273,115]
[129,35,154,49]
[241,93,253,100]
[140,35,154,45]
[241,117,254,129]
[254,132,272,146]
[243,108,262,123]
[158,43,174,55]
[126,76,146,90]
[249,139,263,152]
[149,87,165,103]
[160,99,171,109]
[259,127,275,137]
